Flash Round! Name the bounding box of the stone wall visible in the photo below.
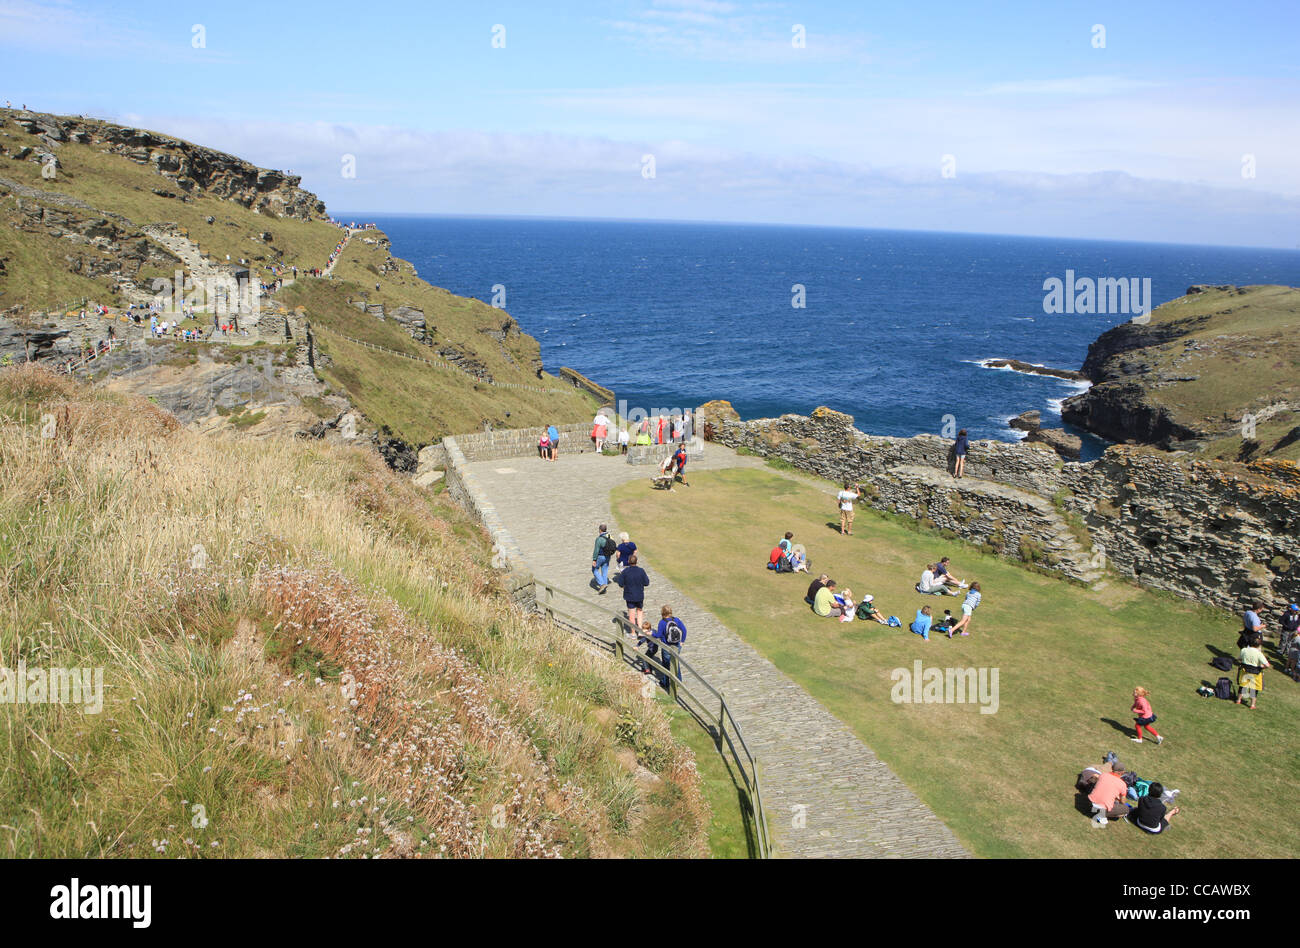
[713,407,1300,612]
[442,436,536,610]
[448,421,597,463]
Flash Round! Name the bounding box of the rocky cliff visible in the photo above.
[1061,284,1300,459]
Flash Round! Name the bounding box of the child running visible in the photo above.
[1130,686,1163,744]
[948,582,981,636]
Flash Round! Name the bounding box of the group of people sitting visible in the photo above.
[803,574,891,624]
[1077,753,1181,834]
[766,532,810,573]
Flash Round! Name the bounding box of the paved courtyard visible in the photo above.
[463,445,968,858]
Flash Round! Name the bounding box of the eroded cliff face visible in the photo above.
[7,111,324,219]
[1061,284,1300,453]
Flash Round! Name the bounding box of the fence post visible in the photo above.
[667,649,679,700]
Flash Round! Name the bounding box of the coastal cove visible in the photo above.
[364,215,1300,453]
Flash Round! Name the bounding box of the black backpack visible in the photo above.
[601,535,617,556]
[1211,655,1233,672]
[662,618,683,646]
[1214,677,1234,700]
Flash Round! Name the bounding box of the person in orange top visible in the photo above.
[1130,686,1163,745]
[1088,762,1130,825]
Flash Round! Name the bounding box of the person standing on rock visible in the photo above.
[953,429,969,479]
[591,524,615,593]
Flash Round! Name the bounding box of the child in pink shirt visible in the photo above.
[1131,686,1162,745]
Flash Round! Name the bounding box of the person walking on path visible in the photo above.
[591,409,610,453]
[616,553,650,630]
[1130,686,1163,744]
[837,481,861,535]
[591,524,615,593]
[653,606,687,687]
[953,429,969,479]
[547,424,560,461]
[1236,634,1271,709]
[948,582,981,636]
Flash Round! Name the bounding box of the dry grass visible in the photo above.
[0,365,709,858]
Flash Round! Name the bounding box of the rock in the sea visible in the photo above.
[1009,410,1041,432]
[1026,427,1082,460]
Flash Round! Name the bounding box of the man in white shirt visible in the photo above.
[837,481,861,535]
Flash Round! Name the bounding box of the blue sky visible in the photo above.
[2,0,1299,247]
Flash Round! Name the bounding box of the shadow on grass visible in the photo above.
[1100,717,1135,738]
[674,701,763,859]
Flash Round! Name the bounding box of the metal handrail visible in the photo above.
[533,579,771,858]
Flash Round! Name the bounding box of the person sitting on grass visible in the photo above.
[789,546,809,573]
[835,588,855,622]
[813,580,842,617]
[917,564,958,596]
[1128,782,1180,835]
[855,594,889,625]
[933,556,968,590]
[778,532,794,556]
[805,573,829,605]
[1088,761,1131,826]
[910,605,933,641]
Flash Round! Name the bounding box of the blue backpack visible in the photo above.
[887,616,902,628]
[1214,677,1233,700]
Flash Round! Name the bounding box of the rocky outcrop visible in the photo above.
[1062,284,1300,450]
[558,366,613,403]
[984,359,1085,381]
[7,110,325,220]
[1008,408,1082,460]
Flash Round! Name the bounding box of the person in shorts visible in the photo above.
[837,482,861,535]
[948,582,981,636]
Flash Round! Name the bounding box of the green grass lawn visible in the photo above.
[613,465,1300,858]
[660,696,762,858]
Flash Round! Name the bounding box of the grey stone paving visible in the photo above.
[463,446,969,859]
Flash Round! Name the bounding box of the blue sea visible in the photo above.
[361,216,1300,460]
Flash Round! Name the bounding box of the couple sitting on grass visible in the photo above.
[916,557,968,595]
[767,532,810,573]
[805,574,890,625]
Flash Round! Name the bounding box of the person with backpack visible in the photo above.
[591,524,615,593]
[616,553,650,630]
[653,606,687,687]
[1130,686,1163,744]
[1236,634,1271,710]
[1128,782,1180,835]
[767,543,792,572]
[1239,601,1265,647]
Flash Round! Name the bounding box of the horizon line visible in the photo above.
[327,210,1300,256]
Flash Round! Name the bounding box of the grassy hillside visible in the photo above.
[0,364,706,858]
[614,465,1300,859]
[1064,284,1300,461]
[0,108,595,443]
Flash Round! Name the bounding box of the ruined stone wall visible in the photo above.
[714,407,1300,611]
